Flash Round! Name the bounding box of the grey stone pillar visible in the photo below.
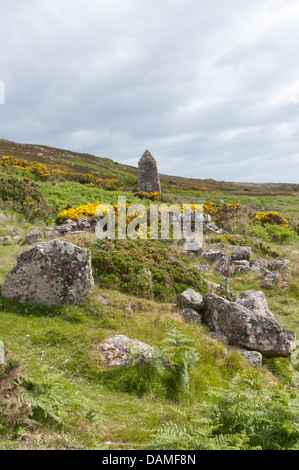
[138,150,161,193]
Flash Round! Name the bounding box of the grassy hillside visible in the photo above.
[0,139,298,450]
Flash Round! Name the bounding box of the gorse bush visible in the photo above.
[0,175,52,220]
[150,373,299,450]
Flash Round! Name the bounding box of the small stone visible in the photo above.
[260,271,280,289]
[98,335,153,368]
[231,246,252,261]
[203,249,225,263]
[250,259,267,272]
[184,240,203,255]
[193,264,210,273]
[268,258,290,273]
[177,288,204,312]
[180,308,202,324]
[25,230,44,244]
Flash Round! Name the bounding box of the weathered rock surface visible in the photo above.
[202,293,296,357]
[184,240,203,255]
[25,230,44,244]
[179,308,202,324]
[98,335,153,368]
[231,246,252,261]
[177,288,204,312]
[235,290,275,321]
[214,255,230,275]
[250,259,267,272]
[55,217,97,234]
[260,271,280,288]
[1,239,94,307]
[231,260,251,273]
[236,349,263,367]
[268,258,290,273]
[193,264,210,273]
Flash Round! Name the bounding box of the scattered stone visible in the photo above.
[268,258,290,273]
[210,243,225,251]
[177,288,204,312]
[250,259,267,272]
[202,293,296,357]
[231,246,252,261]
[0,341,5,365]
[204,280,221,294]
[235,290,275,321]
[180,308,202,324]
[203,249,225,263]
[231,260,251,273]
[184,240,203,256]
[98,335,153,368]
[1,236,12,245]
[1,239,94,307]
[193,264,210,273]
[25,230,44,244]
[214,255,230,275]
[236,349,263,367]
[204,222,223,235]
[260,271,280,289]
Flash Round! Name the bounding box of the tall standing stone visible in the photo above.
[138,150,161,193]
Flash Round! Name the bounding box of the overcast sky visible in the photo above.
[1,0,299,183]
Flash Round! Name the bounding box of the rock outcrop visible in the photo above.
[1,239,94,307]
[202,293,296,357]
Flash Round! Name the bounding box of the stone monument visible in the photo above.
[138,150,161,193]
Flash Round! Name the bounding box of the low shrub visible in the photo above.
[91,239,207,301]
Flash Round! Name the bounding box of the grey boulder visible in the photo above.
[1,239,94,307]
[177,288,204,312]
[202,293,296,357]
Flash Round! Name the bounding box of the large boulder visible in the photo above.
[202,293,296,357]
[231,260,251,273]
[203,249,225,263]
[250,259,267,272]
[177,288,204,312]
[268,258,290,273]
[98,335,153,368]
[1,239,94,307]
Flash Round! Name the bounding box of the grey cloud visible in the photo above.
[0,0,299,182]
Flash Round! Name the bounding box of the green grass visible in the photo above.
[0,139,298,449]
